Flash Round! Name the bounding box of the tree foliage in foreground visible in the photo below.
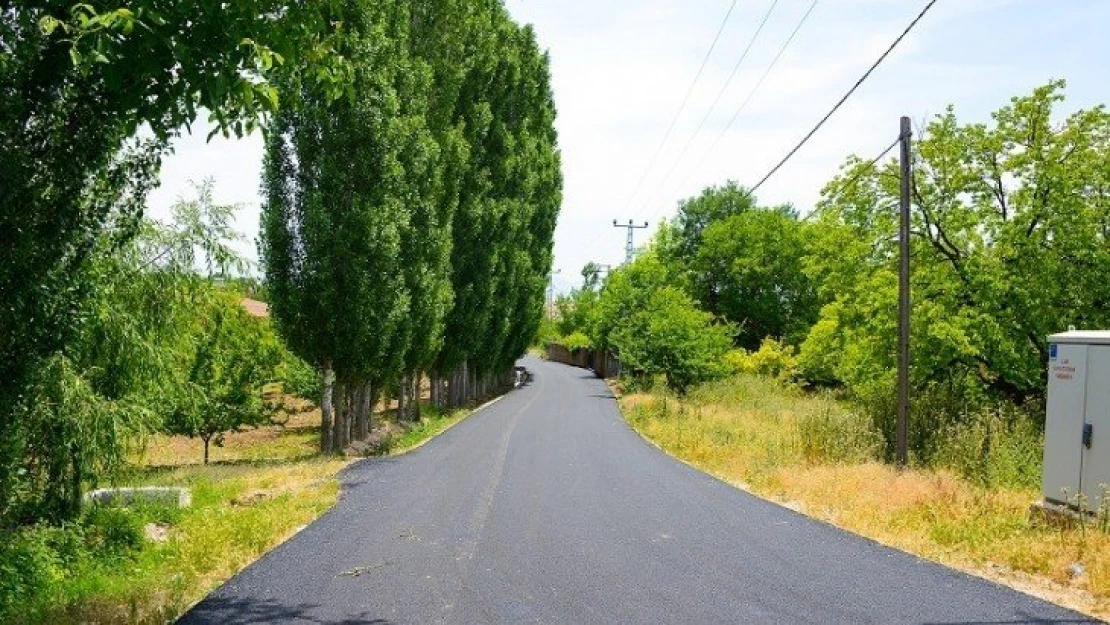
[1,2,348,523]
[1,181,273,522]
[0,1,346,421]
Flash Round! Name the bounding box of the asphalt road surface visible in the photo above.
[180,356,1096,624]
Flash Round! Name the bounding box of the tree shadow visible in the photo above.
[177,595,394,625]
[919,607,1099,625]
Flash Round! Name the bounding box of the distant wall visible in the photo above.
[546,343,622,379]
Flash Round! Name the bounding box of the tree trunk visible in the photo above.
[448,367,459,408]
[411,374,422,420]
[396,376,406,420]
[202,435,211,465]
[321,362,335,453]
[355,383,370,441]
[335,378,348,451]
[463,361,471,405]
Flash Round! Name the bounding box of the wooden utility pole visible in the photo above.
[897,116,912,467]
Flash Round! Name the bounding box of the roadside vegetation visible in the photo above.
[3,1,557,622]
[2,394,475,624]
[552,82,1110,618]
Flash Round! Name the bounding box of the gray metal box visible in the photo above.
[1043,331,1110,512]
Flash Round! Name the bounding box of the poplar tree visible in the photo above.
[261,0,433,451]
[435,12,562,404]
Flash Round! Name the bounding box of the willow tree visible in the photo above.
[261,0,436,451]
[1,1,347,522]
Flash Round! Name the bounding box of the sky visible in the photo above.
[147,0,1110,293]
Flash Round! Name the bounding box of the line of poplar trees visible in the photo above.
[260,0,562,452]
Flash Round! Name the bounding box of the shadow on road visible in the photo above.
[178,596,394,625]
[920,607,1099,624]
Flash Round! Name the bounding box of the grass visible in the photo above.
[387,406,473,454]
[619,374,1110,621]
[14,395,482,624]
[32,458,347,624]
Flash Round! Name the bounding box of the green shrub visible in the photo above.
[723,349,751,375]
[534,317,561,349]
[0,526,67,618]
[798,404,883,465]
[82,507,144,558]
[611,287,734,394]
[0,502,171,621]
[278,350,321,402]
[930,406,1044,489]
[561,331,592,352]
[724,338,799,380]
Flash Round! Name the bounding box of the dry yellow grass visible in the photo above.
[619,378,1110,621]
[136,404,322,466]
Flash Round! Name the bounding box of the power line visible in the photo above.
[800,133,900,223]
[579,1,746,259]
[659,0,818,219]
[820,134,900,206]
[618,0,741,215]
[641,0,782,208]
[749,0,939,194]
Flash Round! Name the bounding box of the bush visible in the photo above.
[0,526,67,618]
[930,406,1044,489]
[0,502,172,621]
[81,507,145,558]
[561,331,592,352]
[534,317,561,349]
[611,287,734,394]
[278,350,321,402]
[724,338,799,380]
[798,404,883,465]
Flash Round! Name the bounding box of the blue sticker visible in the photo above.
[1049,344,1058,361]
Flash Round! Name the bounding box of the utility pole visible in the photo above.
[897,116,912,468]
[613,219,649,263]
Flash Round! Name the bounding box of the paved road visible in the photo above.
[180,356,1096,624]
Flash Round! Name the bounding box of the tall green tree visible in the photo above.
[433,10,561,403]
[487,23,562,378]
[800,81,1110,453]
[262,0,441,449]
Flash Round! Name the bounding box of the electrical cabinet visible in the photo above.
[1042,331,1110,513]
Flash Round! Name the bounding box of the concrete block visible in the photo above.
[84,486,192,508]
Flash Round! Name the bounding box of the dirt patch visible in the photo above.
[144,523,171,543]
